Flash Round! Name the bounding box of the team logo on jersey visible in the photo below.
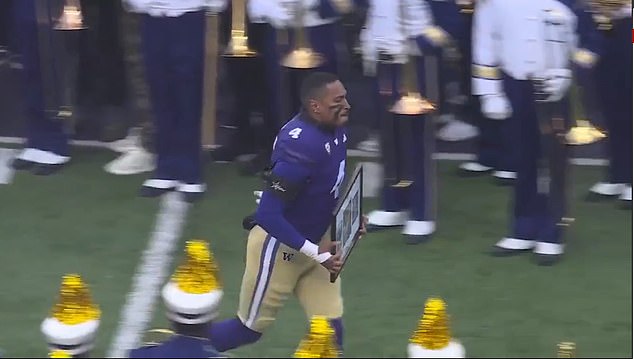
[270,181,286,192]
[325,142,331,154]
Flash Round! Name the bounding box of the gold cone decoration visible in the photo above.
[410,297,451,350]
[565,120,606,145]
[50,274,100,325]
[557,342,576,358]
[294,316,339,358]
[171,240,221,294]
[49,350,72,358]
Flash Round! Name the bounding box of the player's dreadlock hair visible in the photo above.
[300,72,340,109]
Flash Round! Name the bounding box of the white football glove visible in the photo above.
[359,28,378,76]
[480,94,512,120]
[538,68,572,102]
[122,0,149,13]
[254,190,263,205]
[276,0,299,27]
[359,29,408,76]
[247,0,268,22]
[247,0,293,28]
[205,0,228,14]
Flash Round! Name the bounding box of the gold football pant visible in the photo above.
[237,226,343,332]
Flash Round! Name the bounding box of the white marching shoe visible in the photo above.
[492,170,516,186]
[366,210,408,232]
[619,185,632,203]
[458,162,492,175]
[402,220,436,245]
[491,237,563,265]
[436,117,479,142]
[588,182,626,198]
[356,133,380,153]
[108,127,143,153]
[408,341,466,358]
[104,147,156,175]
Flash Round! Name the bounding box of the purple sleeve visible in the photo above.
[255,161,312,251]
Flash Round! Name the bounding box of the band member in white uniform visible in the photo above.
[473,0,600,264]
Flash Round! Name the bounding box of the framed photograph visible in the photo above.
[329,164,363,283]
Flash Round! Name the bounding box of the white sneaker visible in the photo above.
[589,182,626,196]
[356,134,380,153]
[437,119,479,142]
[401,220,435,236]
[104,148,156,175]
[619,185,632,202]
[493,170,517,180]
[109,127,142,153]
[367,210,408,227]
[459,162,492,173]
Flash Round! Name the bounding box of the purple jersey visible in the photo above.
[255,113,347,250]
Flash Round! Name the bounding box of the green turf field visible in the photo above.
[0,148,631,358]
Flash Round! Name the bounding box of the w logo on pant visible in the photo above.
[282,252,294,261]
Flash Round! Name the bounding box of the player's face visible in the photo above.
[315,80,350,127]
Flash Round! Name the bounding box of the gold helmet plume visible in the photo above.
[407,297,465,358]
[41,274,101,356]
[294,316,340,358]
[162,240,224,324]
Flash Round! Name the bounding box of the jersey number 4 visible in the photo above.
[272,127,303,150]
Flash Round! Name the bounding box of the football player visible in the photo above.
[207,72,365,355]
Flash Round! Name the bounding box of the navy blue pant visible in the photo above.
[218,1,282,154]
[141,11,205,184]
[377,59,434,222]
[504,74,569,244]
[13,0,69,156]
[597,19,632,185]
[475,110,516,172]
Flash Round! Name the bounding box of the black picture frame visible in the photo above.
[329,164,363,283]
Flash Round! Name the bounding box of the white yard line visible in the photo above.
[0,148,15,184]
[107,192,190,358]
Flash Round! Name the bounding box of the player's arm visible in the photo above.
[255,160,333,264]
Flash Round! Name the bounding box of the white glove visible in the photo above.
[359,28,409,76]
[205,0,228,14]
[359,28,378,76]
[247,0,293,28]
[253,191,262,205]
[480,94,512,120]
[302,0,319,9]
[375,37,408,63]
[538,68,572,102]
[122,0,150,13]
[270,0,297,28]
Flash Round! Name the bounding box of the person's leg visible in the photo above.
[208,226,306,351]
[167,11,206,201]
[295,237,344,352]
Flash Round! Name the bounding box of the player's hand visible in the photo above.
[358,215,368,239]
[319,241,343,274]
[321,252,343,274]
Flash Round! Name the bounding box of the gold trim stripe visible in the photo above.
[472,64,501,80]
[329,0,353,13]
[422,26,449,46]
[572,49,598,67]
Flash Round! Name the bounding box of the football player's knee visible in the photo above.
[208,317,262,352]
